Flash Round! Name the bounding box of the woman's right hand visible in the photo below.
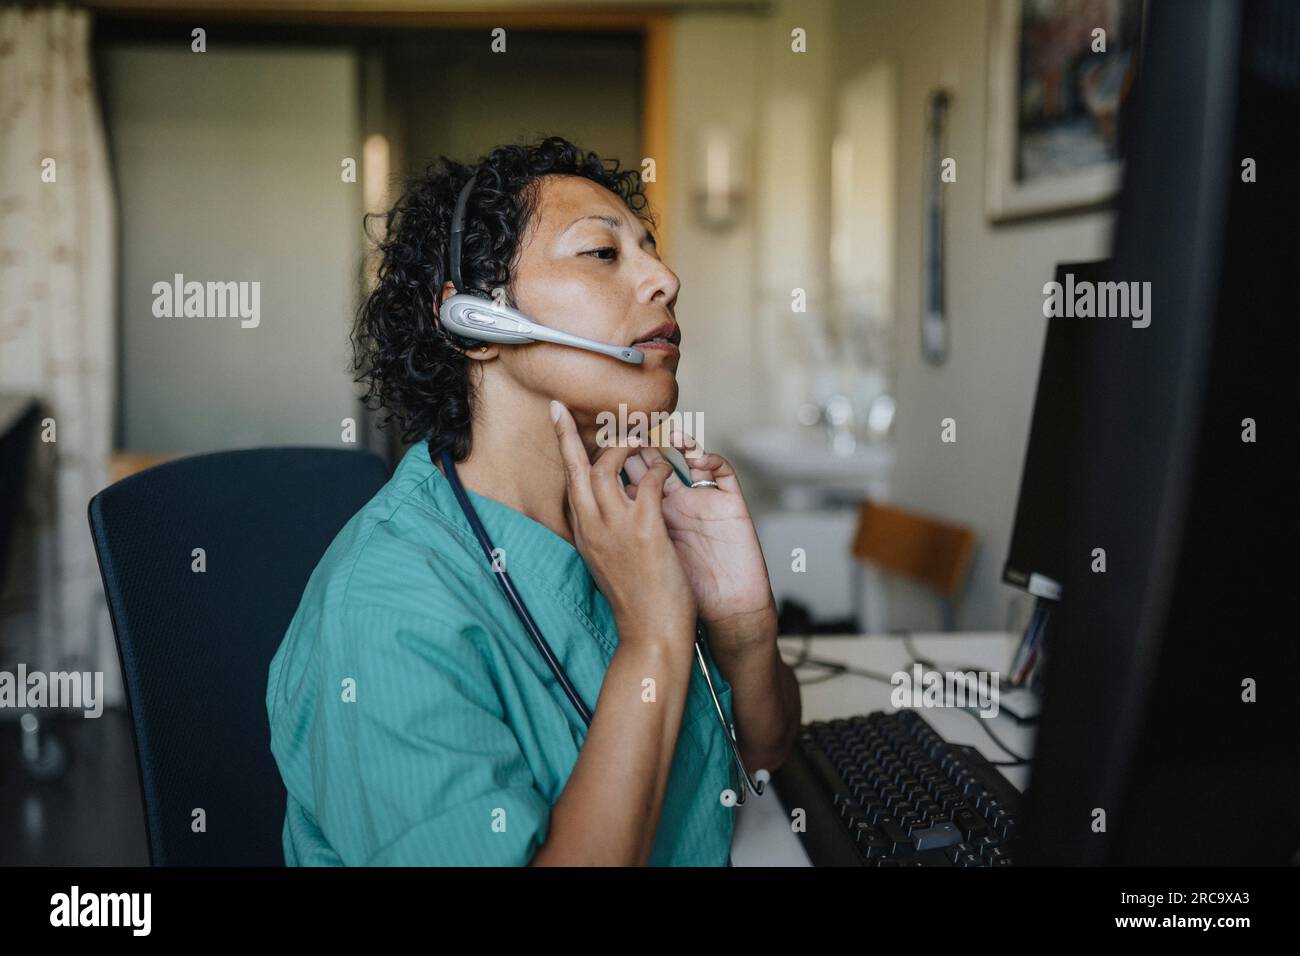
[550,399,697,650]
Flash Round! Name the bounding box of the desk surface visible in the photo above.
[731,632,1036,866]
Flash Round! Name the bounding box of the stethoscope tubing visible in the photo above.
[437,445,595,725]
[433,441,765,803]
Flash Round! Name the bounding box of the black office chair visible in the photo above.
[87,446,390,866]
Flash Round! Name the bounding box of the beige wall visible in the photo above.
[662,10,762,450]
[666,0,842,452]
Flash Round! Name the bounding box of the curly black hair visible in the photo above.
[351,136,653,462]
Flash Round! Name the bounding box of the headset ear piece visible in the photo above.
[431,313,478,352]
[431,296,476,351]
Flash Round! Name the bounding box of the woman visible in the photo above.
[266,137,802,866]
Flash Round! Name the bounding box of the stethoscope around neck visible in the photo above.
[432,442,767,806]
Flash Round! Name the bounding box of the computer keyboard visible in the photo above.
[772,709,1023,866]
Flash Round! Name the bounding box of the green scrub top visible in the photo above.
[266,439,736,866]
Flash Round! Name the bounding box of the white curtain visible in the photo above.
[0,4,121,706]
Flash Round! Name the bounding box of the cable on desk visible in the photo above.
[897,632,1033,765]
[899,631,993,676]
[786,635,814,669]
[788,631,1034,766]
[957,707,1032,765]
[793,655,899,687]
[785,635,899,685]
[788,637,841,685]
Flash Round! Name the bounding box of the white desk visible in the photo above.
[731,632,1036,866]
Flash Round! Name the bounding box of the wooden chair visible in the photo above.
[108,452,181,485]
[851,499,977,631]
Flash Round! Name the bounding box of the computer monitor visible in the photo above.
[1003,260,1112,601]
[1016,0,1299,865]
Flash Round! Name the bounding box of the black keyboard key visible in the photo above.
[953,807,989,841]
[882,791,908,810]
[918,803,945,821]
[878,819,913,854]
[851,780,876,804]
[938,793,965,813]
[852,823,889,859]
[950,841,976,858]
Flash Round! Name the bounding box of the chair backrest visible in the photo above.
[851,499,977,599]
[88,446,389,866]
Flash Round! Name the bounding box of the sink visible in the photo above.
[732,426,894,508]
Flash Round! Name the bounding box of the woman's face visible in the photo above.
[451,174,682,438]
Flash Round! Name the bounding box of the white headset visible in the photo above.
[436,173,646,365]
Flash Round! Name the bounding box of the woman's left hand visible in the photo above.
[620,431,778,657]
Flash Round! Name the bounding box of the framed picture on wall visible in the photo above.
[986,0,1145,222]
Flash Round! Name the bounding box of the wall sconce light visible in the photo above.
[691,124,748,230]
[362,133,390,215]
